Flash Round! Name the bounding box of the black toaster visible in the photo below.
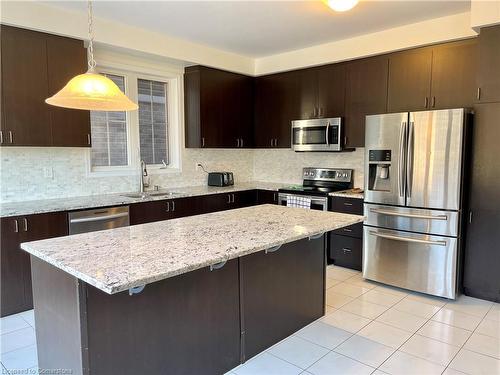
[208,172,234,187]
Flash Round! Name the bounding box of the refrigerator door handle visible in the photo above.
[368,231,447,247]
[398,121,407,198]
[369,208,448,221]
[406,121,415,198]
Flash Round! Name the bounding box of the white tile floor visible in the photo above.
[1,265,499,375]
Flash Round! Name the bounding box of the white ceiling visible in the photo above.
[43,1,470,58]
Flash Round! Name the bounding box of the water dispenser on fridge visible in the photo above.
[367,150,392,193]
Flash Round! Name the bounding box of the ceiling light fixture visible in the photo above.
[45,0,138,111]
[324,0,359,12]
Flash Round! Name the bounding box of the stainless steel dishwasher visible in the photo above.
[68,206,129,235]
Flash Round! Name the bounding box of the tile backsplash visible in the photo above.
[253,148,365,187]
[0,147,364,203]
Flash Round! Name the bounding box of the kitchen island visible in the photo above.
[21,205,363,375]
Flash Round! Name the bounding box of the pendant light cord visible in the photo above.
[87,0,97,72]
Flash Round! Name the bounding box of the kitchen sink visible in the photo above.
[121,191,182,199]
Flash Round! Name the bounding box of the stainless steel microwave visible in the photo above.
[292,117,342,152]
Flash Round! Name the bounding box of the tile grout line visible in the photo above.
[444,301,500,366]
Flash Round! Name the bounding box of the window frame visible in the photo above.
[86,49,183,177]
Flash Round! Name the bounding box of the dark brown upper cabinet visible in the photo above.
[388,40,477,113]
[297,64,345,120]
[47,34,91,147]
[254,71,299,148]
[344,56,388,147]
[477,25,500,103]
[184,65,254,149]
[1,25,52,146]
[430,39,477,109]
[387,47,433,112]
[1,25,91,147]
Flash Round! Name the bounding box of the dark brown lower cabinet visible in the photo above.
[329,233,362,271]
[328,196,364,270]
[256,189,278,204]
[240,236,325,360]
[1,212,68,317]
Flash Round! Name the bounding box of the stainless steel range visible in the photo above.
[363,108,472,299]
[278,167,353,211]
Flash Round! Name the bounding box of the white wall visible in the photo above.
[254,12,476,75]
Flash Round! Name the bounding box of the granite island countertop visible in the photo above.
[0,181,288,218]
[21,205,363,294]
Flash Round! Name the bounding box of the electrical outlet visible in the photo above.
[43,167,53,179]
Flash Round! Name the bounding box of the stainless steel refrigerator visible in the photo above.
[363,108,471,299]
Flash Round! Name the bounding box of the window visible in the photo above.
[86,57,181,176]
[90,74,128,167]
[138,79,168,165]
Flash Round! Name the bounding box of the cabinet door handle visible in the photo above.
[424,97,429,108]
[23,218,28,232]
[8,131,13,144]
[201,137,205,147]
[87,134,91,145]
[172,201,175,212]
[477,87,481,101]
[273,193,277,202]
[236,138,240,147]
[275,139,278,147]
[227,194,231,204]
[166,202,170,212]
[270,139,273,147]
[232,194,235,203]
[14,219,19,233]
[0,130,3,144]
[431,96,436,108]
[240,138,244,148]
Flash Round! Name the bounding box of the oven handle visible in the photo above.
[369,231,447,246]
[278,193,328,210]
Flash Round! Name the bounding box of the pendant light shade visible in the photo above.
[45,0,138,112]
[324,0,359,12]
[46,71,138,111]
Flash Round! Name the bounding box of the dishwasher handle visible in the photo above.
[69,212,129,224]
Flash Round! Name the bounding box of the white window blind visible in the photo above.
[138,79,168,165]
[90,74,128,167]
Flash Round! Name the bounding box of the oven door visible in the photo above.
[278,193,328,211]
[292,118,341,151]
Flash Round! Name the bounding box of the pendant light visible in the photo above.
[324,0,359,12]
[45,0,138,111]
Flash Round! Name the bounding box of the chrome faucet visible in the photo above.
[139,160,149,194]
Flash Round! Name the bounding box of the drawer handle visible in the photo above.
[342,248,352,253]
[343,202,353,206]
[343,228,352,232]
[369,231,447,246]
[370,208,447,221]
